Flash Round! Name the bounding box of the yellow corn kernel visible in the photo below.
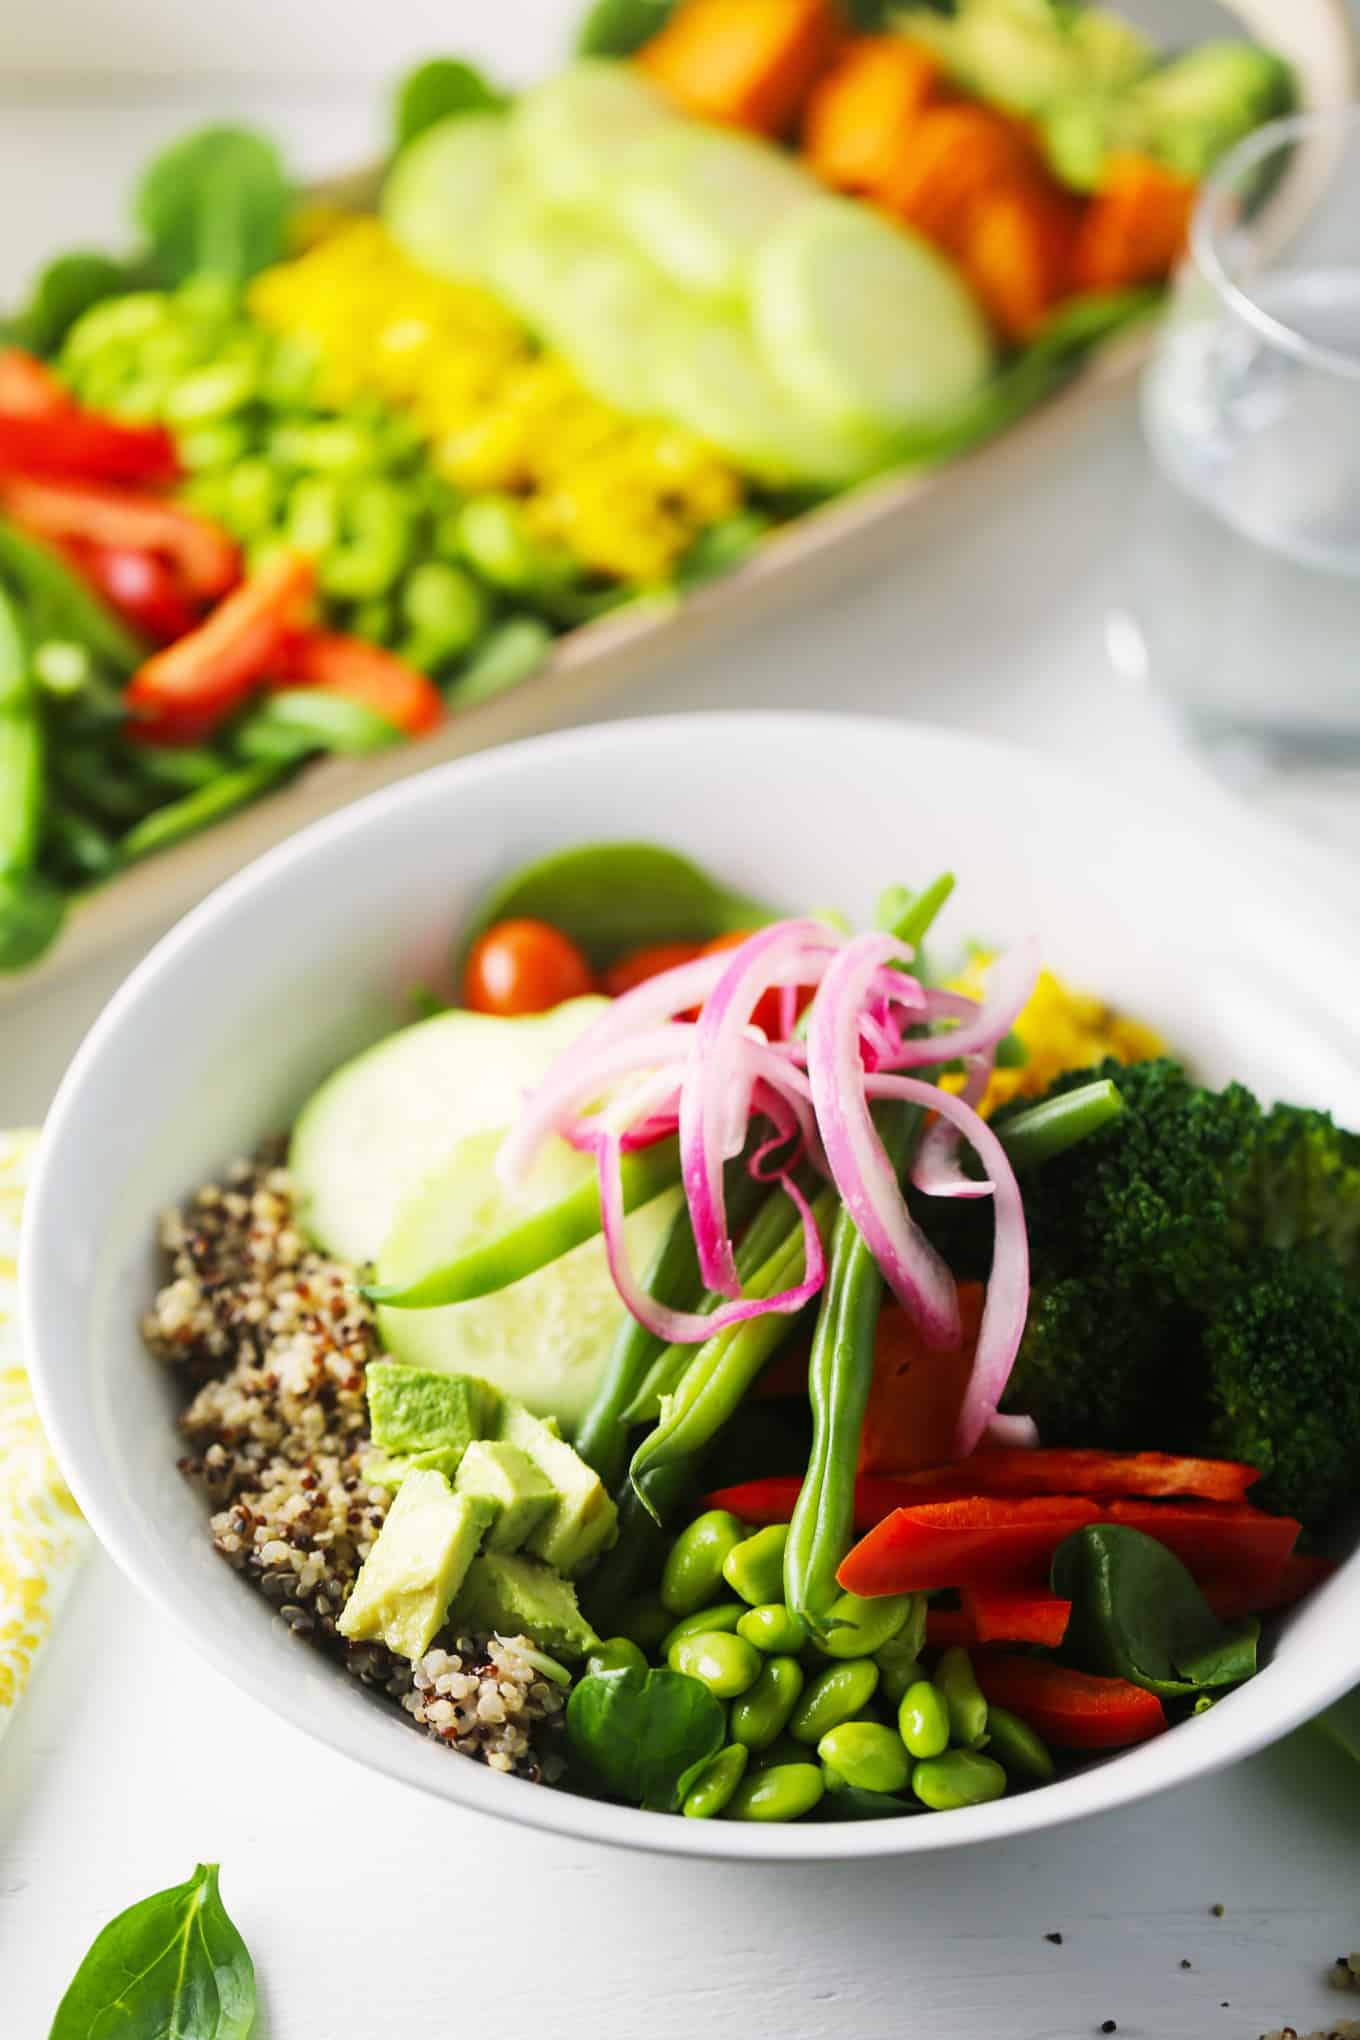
[945,956,1165,1116]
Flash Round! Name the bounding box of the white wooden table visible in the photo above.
[4,76,1360,2040]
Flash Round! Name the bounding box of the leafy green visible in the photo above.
[134,126,290,287]
[16,251,143,359]
[566,1664,726,1810]
[1052,1523,1259,1699]
[394,59,509,153]
[48,1862,255,2039]
[575,0,678,57]
[459,840,778,970]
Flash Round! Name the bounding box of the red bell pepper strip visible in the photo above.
[972,1653,1168,1750]
[962,1584,1072,1647]
[0,412,179,487]
[61,541,202,645]
[856,1447,1261,1505]
[1102,1500,1299,1595]
[858,1290,984,1476]
[0,347,70,418]
[924,1604,976,1649]
[838,1496,1101,1595]
[0,476,238,602]
[1204,1551,1334,1624]
[126,550,314,742]
[272,632,444,739]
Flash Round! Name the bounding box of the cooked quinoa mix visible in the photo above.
[145,1153,566,1780]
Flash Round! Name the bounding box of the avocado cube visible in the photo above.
[495,1397,618,1577]
[453,1550,598,1660]
[454,1440,558,1553]
[365,1362,496,1478]
[337,1470,494,1662]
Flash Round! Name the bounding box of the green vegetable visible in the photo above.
[135,126,289,287]
[660,1600,746,1654]
[0,518,145,674]
[119,760,288,861]
[898,1679,951,1760]
[17,250,142,358]
[725,1761,825,1822]
[584,1636,648,1679]
[461,839,776,971]
[677,510,771,591]
[400,559,489,669]
[447,615,555,707]
[382,111,512,288]
[910,1750,1007,1811]
[722,1524,789,1608]
[1052,1523,1259,1697]
[809,1782,917,1821]
[810,1588,918,1662]
[667,1628,762,1700]
[682,1741,749,1819]
[576,0,678,57]
[737,1602,807,1656]
[234,689,402,762]
[394,58,510,154]
[788,1658,879,1745]
[984,1705,1056,1784]
[874,1633,924,1708]
[993,1078,1123,1171]
[618,1594,673,1656]
[0,869,66,969]
[566,1663,726,1810]
[817,1720,913,1796]
[661,1509,749,1617]
[934,1646,989,1748]
[730,1655,804,1752]
[49,1862,255,2040]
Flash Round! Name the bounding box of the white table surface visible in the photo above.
[4,80,1360,2040]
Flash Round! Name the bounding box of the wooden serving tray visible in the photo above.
[4,0,1353,1003]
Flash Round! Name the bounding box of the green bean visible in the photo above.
[45,802,117,883]
[817,1721,913,1795]
[236,689,401,761]
[661,1510,749,1618]
[660,1602,746,1656]
[56,745,156,823]
[898,1680,951,1759]
[0,869,67,969]
[789,1659,880,1745]
[668,1630,761,1700]
[983,1705,1056,1784]
[682,1743,748,1820]
[129,745,226,794]
[0,583,28,714]
[0,518,143,673]
[447,616,554,708]
[118,760,287,860]
[617,1595,672,1656]
[737,1603,808,1656]
[730,1656,804,1752]
[584,1637,647,1680]
[910,1750,1007,1811]
[723,1525,790,1608]
[725,1762,824,1823]
[811,1588,916,1661]
[935,1647,989,1750]
[366,1136,682,1309]
[579,1475,687,1639]
[0,711,44,878]
[400,559,489,667]
[997,1080,1124,1171]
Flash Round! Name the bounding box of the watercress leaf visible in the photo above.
[566,1665,725,1812]
[575,0,679,57]
[1052,1523,1260,1698]
[134,126,289,287]
[460,841,779,970]
[394,59,509,153]
[49,1862,256,2040]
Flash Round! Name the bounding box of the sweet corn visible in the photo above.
[947,953,1165,1115]
[249,220,743,584]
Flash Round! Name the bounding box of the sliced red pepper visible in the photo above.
[0,412,179,487]
[1204,1551,1335,1624]
[1103,1500,1299,1595]
[0,475,238,602]
[962,1584,1072,1647]
[61,541,202,645]
[838,1495,1101,1595]
[272,631,444,739]
[0,347,71,418]
[972,1652,1168,1750]
[857,1447,1261,1506]
[924,1603,976,1649]
[126,550,314,742]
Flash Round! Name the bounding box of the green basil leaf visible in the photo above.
[575,0,678,57]
[566,1665,725,1811]
[134,126,290,287]
[460,841,779,970]
[393,59,510,153]
[49,1862,256,2040]
[1052,1523,1259,1698]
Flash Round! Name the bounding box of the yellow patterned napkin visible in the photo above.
[0,1130,87,1737]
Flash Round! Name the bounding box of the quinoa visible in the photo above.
[146,1153,565,1778]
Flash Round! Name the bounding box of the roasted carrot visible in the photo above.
[879,103,1038,253]
[961,181,1081,342]
[802,36,943,194]
[1070,152,1197,291]
[637,0,841,136]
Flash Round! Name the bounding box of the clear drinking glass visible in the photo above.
[1117,108,1360,847]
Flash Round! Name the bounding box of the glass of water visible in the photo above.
[1119,108,1360,847]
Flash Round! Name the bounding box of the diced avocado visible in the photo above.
[455,1440,558,1552]
[453,1549,599,1659]
[365,1361,495,1479]
[337,1472,494,1662]
[1130,43,1294,182]
[497,1396,617,1577]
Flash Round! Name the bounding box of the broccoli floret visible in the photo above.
[1247,1103,1360,1278]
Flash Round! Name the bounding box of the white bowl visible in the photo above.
[22,713,1360,1860]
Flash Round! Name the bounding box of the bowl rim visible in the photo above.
[20,709,1360,1861]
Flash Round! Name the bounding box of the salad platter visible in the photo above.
[0,0,1351,999]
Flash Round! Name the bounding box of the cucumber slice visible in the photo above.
[382,111,512,285]
[508,58,676,212]
[289,998,606,1267]
[613,127,817,300]
[751,196,994,442]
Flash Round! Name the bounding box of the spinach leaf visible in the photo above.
[134,126,289,287]
[809,1787,918,1821]
[394,59,509,153]
[17,251,143,358]
[1052,1524,1259,1699]
[49,1862,255,2039]
[576,0,678,56]
[566,1665,725,1810]
[460,841,778,970]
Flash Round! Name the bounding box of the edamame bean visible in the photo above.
[750,1733,804,1771]
[164,358,258,425]
[682,1744,748,1820]
[984,1706,1056,1784]
[722,1524,789,1608]
[817,1721,913,1796]
[584,1637,647,1680]
[400,560,488,667]
[898,1680,951,1760]
[455,494,574,593]
[661,1510,748,1617]
[737,1603,808,1655]
[321,480,412,600]
[619,1596,672,1656]
[874,1636,924,1709]
[660,1601,746,1657]
[789,1659,880,1744]
[725,1763,825,1823]
[730,1657,804,1753]
[446,616,553,706]
[910,1750,1007,1811]
[936,1647,989,1750]
[668,1630,762,1700]
[811,1588,915,1660]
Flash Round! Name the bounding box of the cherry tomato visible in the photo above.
[64,541,202,645]
[601,940,706,999]
[463,918,597,1016]
[702,931,814,1040]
